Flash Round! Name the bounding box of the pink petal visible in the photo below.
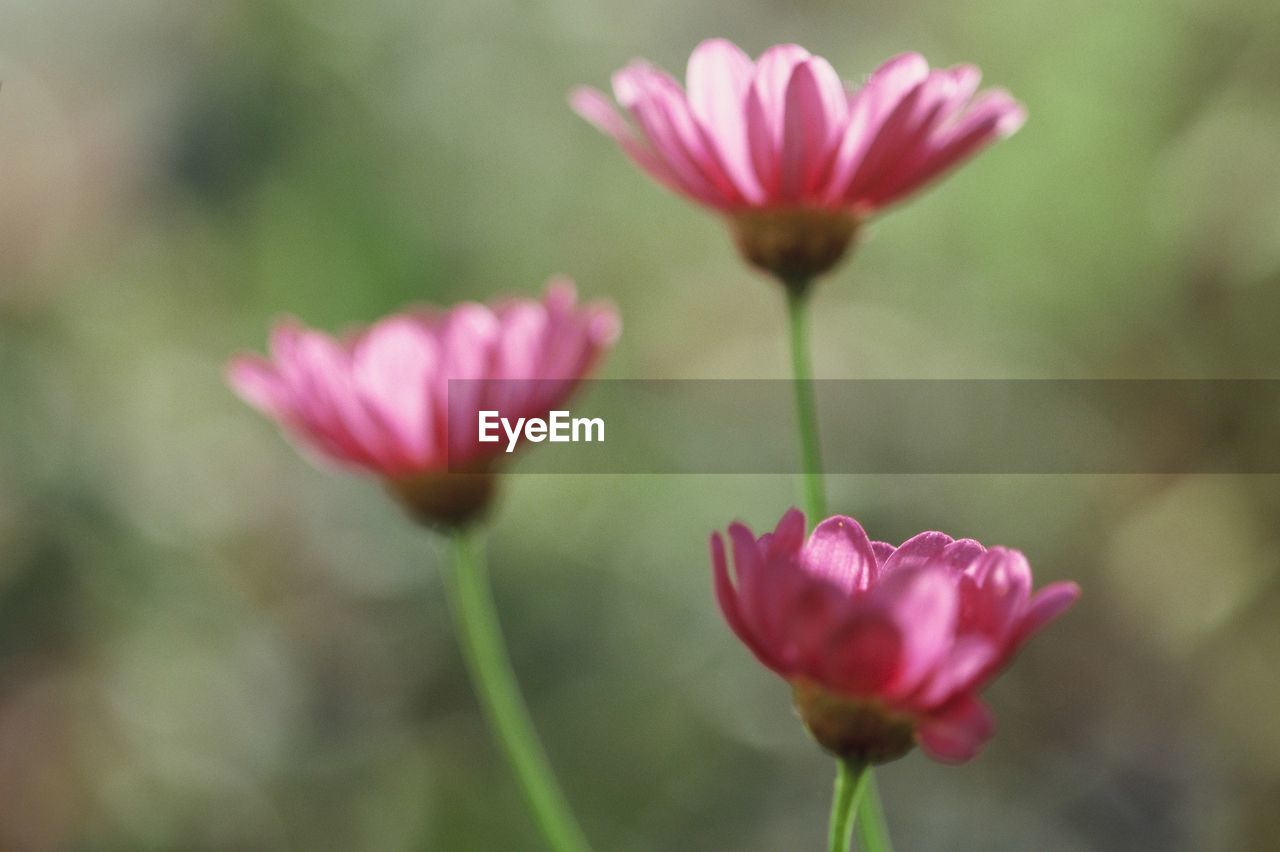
[528,278,619,384]
[917,694,994,763]
[541,276,577,313]
[841,78,932,202]
[764,507,807,559]
[781,580,850,672]
[879,567,959,698]
[226,355,290,419]
[824,52,929,202]
[935,538,987,573]
[284,329,381,466]
[880,531,954,574]
[865,68,979,194]
[744,44,812,195]
[800,515,878,593]
[493,302,548,381]
[728,521,773,640]
[961,547,1033,641]
[866,88,1026,207]
[545,277,622,351]
[569,86,685,195]
[914,635,998,708]
[777,57,846,201]
[1016,581,1080,644]
[969,546,1032,598]
[841,59,990,205]
[870,540,897,567]
[685,38,763,203]
[712,532,782,671]
[820,611,902,696]
[751,44,813,138]
[613,64,733,207]
[352,316,439,466]
[862,52,931,115]
[436,304,500,460]
[242,321,379,467]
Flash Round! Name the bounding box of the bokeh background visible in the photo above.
[3,0,1280,849]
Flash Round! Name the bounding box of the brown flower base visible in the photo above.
[728,208,860,287]
[385,468,498,530]
[793,680,917,764]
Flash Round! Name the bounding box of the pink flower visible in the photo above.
[227,279,619,526]
[711,509,1078,763]
[572,40,1025,281]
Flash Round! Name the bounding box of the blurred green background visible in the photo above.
[3,0,1280,849]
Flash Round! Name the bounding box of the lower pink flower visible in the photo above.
[711,509,1079,763]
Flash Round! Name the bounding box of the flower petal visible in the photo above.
[686,38,763,203]
[960,546,1033,641]
[870,540,896,567]
[880,566,959,698]
[865,88,1026,207]
[801,515,878,593]
[777,57,847,201]
[825,52,929,203]
[569,86,685,194]
[935,538,986,573]
[881,530,954,574]
[1017,581,1080,645]
[729,521,780,647]
[613,63,734,206]
[712,532,782,671]
[917,694,995,763]
[820,610,902,696]
[744,44,811,196]
[764,507,807,559]
[353,316,439,466]
[227,355,290,419]
[914,635,998,708]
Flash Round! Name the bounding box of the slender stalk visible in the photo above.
[828,759,871,852]
[785,285,826,520]
[855,778,895,852]
[445,530,590,852]
[784,284,894,852]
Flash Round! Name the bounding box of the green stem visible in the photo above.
[445,530,590,852]
[785,285,895,852]
[855,778,895,852]
[828,759,871,852]
[785,285,826,521]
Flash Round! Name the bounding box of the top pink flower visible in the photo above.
[572,39,1026,215]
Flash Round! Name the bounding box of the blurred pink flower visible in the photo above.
[227,279,619,525]
[711,509,1078,763]
[572,40,1025,280]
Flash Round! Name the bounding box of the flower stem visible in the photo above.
[828,758,871,852]
[785,285,826,521]
[445,530,590,852]
[785,285,895,852]
[855,777,895,852]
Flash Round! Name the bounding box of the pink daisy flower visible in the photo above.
[573,40,1025,282]
[227,279,619,526]
[711,509,1078,763]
